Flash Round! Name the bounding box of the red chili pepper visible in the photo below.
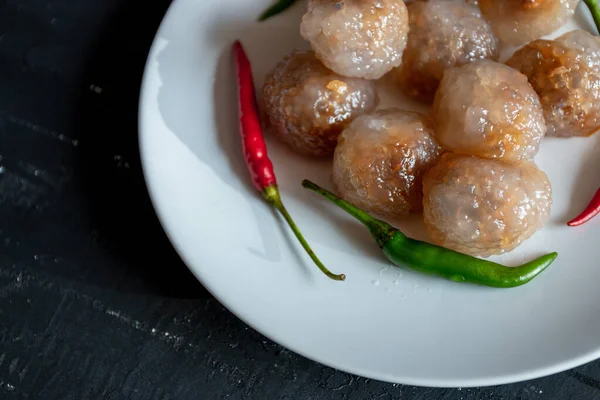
[568,187,600,227]
[232,40,346,281]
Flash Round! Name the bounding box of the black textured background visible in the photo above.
[1,1,600,399]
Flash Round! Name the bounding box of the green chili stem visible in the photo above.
[584,0,600,34]
[264,185,346,281]
[258,0,298,21]
[301,179,395,243]
[307,185,377,228]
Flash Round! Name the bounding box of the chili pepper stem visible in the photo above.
[585,0,600,34]
[263,185,346,281]
[301,180,397,247]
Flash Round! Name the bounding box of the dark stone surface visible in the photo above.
[0,0,599,399]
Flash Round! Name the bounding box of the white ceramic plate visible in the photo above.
[139,0,600,387]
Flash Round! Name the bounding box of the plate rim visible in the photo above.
[137,0,600,388]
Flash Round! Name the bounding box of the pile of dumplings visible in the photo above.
[260,0,600,258]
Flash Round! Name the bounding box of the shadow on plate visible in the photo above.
[152,12,330,277]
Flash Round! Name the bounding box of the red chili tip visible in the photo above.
[567,217,597,227]
[567,218,586,227]
[567,187,600,227]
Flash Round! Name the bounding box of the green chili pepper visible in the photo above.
[584,0,600,34]
[258,0,298,21]
[302,179,558,288]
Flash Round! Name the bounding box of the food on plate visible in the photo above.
[300,0,410,79]
[432,60,546,161]
[332,109,442,219]
[391,0,499,103]
[244,0,600,282]
[478,0,579,46]
[262,50,378,157]
[303,179,558,288]
[233,41,345,281]
[422,153,553,258]
[568,188,600,226]
[506,29,600,137]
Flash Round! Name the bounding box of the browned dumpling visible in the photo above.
[423,153,553,258]
[392,0,499,103]
[478,0,579,46]
[300,0,410,80]
[262,50,378,157]
[332,108,442,218]
[506,29,600,138]
[432,60,546,161]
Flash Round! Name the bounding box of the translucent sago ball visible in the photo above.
[332,108,443,219]
[478,0,579,46]
[432,60,546,161]
[423,153,553,258]
[300,0,410,80]
[506,29,600,138]
[392,0,499,103]
[262,50,378,157]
